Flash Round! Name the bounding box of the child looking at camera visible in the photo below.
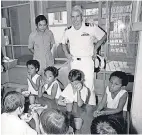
[26,60,41,104]
[93,71,128,117]
[58,69,89,112]
[38,66,61,100]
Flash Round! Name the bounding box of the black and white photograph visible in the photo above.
[1,0,142,134]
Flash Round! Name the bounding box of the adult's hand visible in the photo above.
[92,54,97,61]
[93,110,103,117]
[66,54,73,62]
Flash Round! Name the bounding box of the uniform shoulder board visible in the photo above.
[65,26,72,31]
[67,26,72,29]
[85,23,90,26]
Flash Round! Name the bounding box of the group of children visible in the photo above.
[24,59,129,114]
[1,59,129,134]
[23,59,90,111]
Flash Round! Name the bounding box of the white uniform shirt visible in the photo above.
[106,86,128,111]
[44,80,62,99]
[61,22,105,57]
[61,83,88,103]
[1,113,37,135]
[28,74,40,95]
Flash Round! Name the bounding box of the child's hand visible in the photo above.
[93,111,103,117]
[75,83,82,91]
[27,74,32,80]
[31,110,39,122]
[40,79,45,86]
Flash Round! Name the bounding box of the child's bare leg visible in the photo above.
[29,95,35,104]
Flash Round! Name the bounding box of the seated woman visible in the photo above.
[39,109,74,134]
[93,71,129,117]
[58,69,89,112]
[91,115,126,134]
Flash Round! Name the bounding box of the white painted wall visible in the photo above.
[131,31,142,133]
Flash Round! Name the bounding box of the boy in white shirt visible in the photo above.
[1,91,40,135]
[93,71,128,117]
[58,69,89,112]
[26,60,41,104]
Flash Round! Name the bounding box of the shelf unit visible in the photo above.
[1,27,14,59]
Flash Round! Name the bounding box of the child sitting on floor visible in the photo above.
[24,60,41,104]
[38,66,61,100]
[39,109,74,134]
[1,91,40,135]
[93,71,128,117]
[58,69,89,112]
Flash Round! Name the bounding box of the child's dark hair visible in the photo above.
[68,69,84,82]
[40,109,69,134]
[109,71,128,86]
[3,91,25,113]
[35,15,48,26]
[91,115,126,134]
[44,66,58,78]
[26,60,40,72]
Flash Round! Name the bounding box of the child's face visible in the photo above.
[27,65,38,75]
[37,20,47,32]
[44,70,55,84]
[109,76,122,93]
[71,80,83,90]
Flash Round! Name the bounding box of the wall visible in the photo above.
[18,4,31,45]
[131,31,142,133]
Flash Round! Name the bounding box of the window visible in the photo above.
[48,11,67,58]
[54,12,62,22]
[48,11,67,25]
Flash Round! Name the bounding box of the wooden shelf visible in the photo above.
[1,27,11,29]
[1,2,30,9]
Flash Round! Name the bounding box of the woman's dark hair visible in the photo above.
[35,15,48,26]
[44,66,58,78]
[91,115,126,134]
[68,69,84,82]
[109,71,128,86]
[40,109,69,134]
[26,60,40,72]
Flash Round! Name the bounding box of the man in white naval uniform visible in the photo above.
[61,5,106,107]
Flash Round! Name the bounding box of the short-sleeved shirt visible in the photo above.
[28,29,55,70]
[106,86,128,111]
[61,83,88,103]
[61,22,105,57]
[44,80,62,99]
[1,113,37,135]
